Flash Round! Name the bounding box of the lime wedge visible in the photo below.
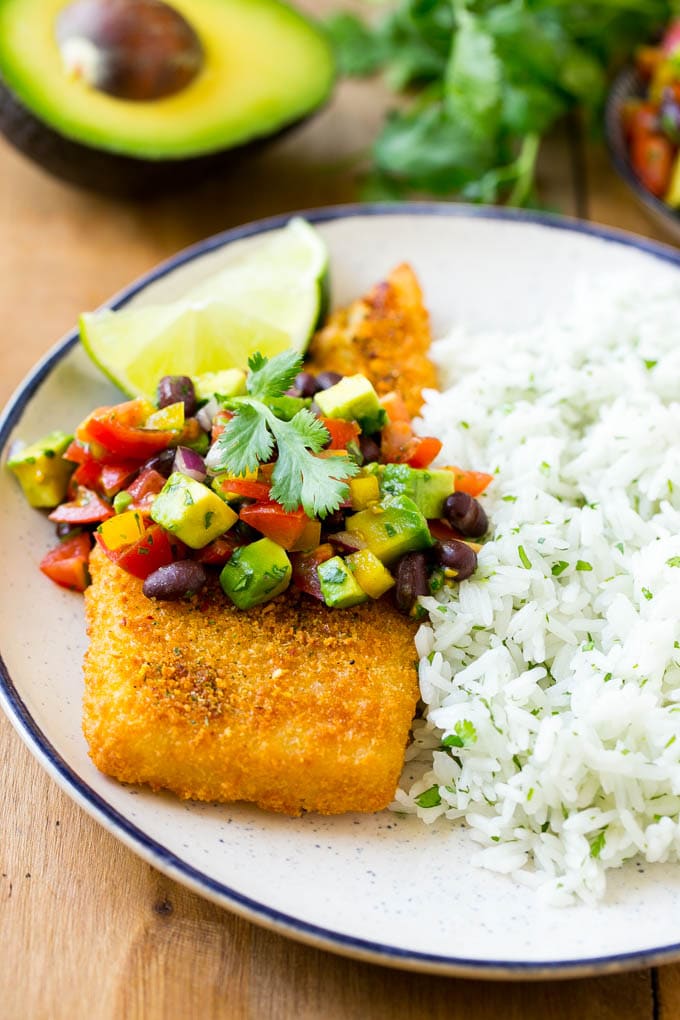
[80,218,328,401]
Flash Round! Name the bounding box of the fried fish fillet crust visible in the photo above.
[83,547,419,815]
[83,262,435,814]
[306,262,437,418]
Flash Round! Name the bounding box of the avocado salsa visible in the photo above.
[8,350,492,615]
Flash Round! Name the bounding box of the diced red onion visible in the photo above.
[196,397,220,432]
[327,531,366,553]
[173,446,207,482]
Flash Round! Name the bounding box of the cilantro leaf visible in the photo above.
[247,349,302,401]
[442,719,477,748]
[325,0,672,207]
[207,356,359,518]
[269,409,359,517]
[213,403,275,475]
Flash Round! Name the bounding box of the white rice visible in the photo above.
[393,268,680,905]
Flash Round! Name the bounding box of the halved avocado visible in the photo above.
[0,0,334,195]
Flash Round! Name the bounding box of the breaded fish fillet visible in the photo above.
[307,263,437,418]
[83,262,435,815]
[83,548,419,815]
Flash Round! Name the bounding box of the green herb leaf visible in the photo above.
[442,719,478,749]
[518,545,532,569]
[415,784,442,808]
[247,349,302,401]
[209,353,358,517]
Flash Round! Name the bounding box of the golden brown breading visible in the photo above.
[307,263,437,418]
[83,547,420,815]
[83,263,438,815]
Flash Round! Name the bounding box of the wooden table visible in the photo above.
[2,9,680,1017]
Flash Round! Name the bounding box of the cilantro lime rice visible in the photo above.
[394,269,680,905]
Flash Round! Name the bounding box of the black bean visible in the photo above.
[321,508,346,533]
[434,540,477,581]
[142,448,176,478]
[315,371,343,391]
[443,492,488,538]
[294,371,322,398]
[157,375,196,417]
[359,435,381,464]
[142,560,207,600]
[394,552,430,615]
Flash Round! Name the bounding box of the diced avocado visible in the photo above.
[345,549,395,598]
[7,429,74,508]
[193,369,246,401]
[317,556,368,608]
[345,495,433,564]
[150,471,237,549]
[315,374,386,433]
[220,537,291,609]
[379,464,454,519]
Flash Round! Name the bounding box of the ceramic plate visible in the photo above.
[4,205,680,980]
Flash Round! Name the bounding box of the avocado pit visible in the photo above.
[56,0,204,101]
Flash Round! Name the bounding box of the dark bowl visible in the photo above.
[605,65,680,243]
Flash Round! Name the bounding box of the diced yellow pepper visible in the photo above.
[98,510,145,551]
[345,548,395,598]
[665,152,680,208]
[349,474,380,510]
[144,402,185,432]
[288,519,322,553]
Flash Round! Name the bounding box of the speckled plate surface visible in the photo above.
[4,205,680,979]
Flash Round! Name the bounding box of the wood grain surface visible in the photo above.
[2,4,680,1018]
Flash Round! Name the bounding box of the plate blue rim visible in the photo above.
[3,202,680,980]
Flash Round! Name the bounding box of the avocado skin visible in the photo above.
[0,75,328,197]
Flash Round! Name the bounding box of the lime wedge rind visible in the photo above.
[79,218,329,400]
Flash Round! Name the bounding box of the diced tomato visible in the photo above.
[320,418,361,450]
[449,467,494,497]
[211,409,233,443]
[380,420,417,463]
[194,534,244,566]
[406,435,443,469]
[379,391,411,423]
[99,461,139,498]
[239,500,311,550]
[95,523,175,579]
[662,18,680,56]
[213,477,271,501]
[71,458,102,493]
[63,440,91,464]
[428,518,465,543]
[126,468,167,509]
[77,399,175,461]
[635,46,664,80]
[290,543,334,600]
[48,486,114,525]
[631,130,675,197]
[622,101,658,143]
[40,532,92,592]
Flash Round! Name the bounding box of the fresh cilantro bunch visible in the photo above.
[208,350,358,518]
[326,0,673,206]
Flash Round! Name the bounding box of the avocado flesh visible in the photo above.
[0,0,334,191]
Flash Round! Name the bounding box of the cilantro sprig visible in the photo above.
[326,0,672,207]
[208,350,358,518]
